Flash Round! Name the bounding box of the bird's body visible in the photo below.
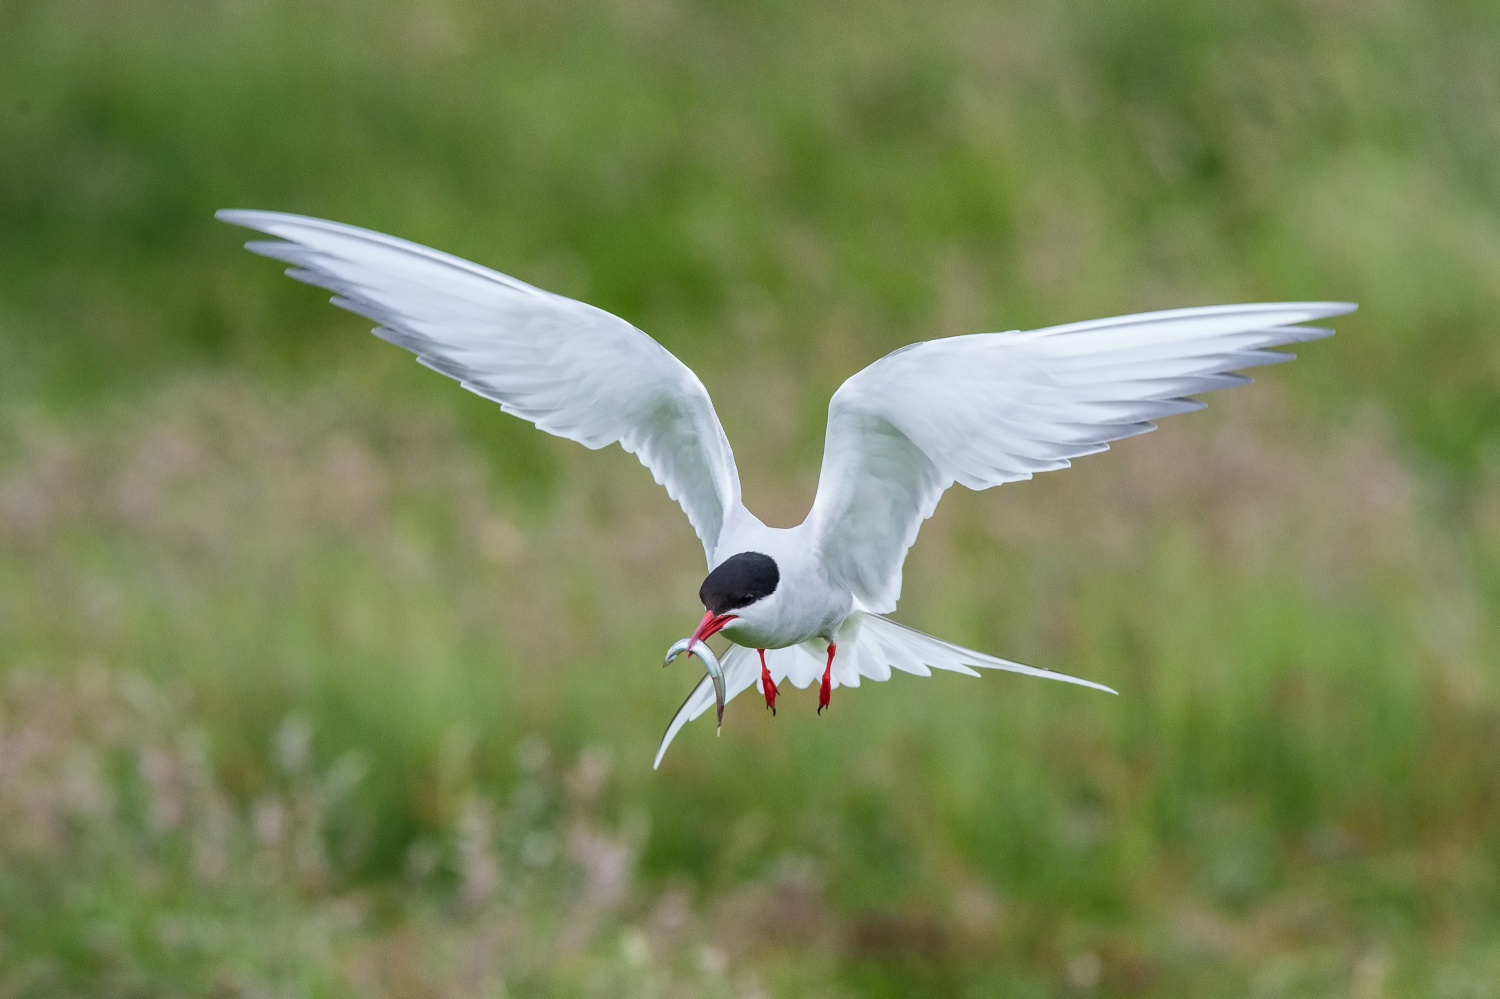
[219,209,1355,768]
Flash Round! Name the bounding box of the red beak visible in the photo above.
[690,610,736,647]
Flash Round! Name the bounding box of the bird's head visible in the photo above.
[691,550,780,644]
[661,551,781,733]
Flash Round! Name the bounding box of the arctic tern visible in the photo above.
[219,210,1354,768]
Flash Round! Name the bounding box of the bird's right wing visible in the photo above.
[806,302,1355,612]
[218,210,742,561]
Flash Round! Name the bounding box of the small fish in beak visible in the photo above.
[663,611,736,733]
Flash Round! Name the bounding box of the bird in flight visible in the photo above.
[219,210,1354,768]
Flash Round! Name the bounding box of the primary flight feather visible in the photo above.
[219,210,1354,768]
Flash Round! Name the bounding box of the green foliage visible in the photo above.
[3,0,1500,994]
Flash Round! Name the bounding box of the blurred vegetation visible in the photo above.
[3,0,1500,995]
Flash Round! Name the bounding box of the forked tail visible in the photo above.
[653,613,1114,768]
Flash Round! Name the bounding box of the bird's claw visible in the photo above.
[818,643,835,714]
[664,637,727,733]
[758,649,777,715]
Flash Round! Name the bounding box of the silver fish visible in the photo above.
[664,637,726,734]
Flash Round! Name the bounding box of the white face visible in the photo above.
[718,589,782,648]
[697,550,781,647]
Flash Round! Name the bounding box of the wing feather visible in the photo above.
[220,210,741,559]
[806,302,1354,611]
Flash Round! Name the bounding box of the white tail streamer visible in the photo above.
[654,613,1113,767]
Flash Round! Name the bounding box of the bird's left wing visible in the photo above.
[218,210,741,560]
[806,302,1355,612]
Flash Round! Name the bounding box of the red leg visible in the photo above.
[818,643,835,714]
[759,649,777,715]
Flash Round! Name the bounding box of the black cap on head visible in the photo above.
[700,552,779,615]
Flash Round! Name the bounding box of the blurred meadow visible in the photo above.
[3,0,1500,995]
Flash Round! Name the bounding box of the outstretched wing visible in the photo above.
[218,210,742,560]
[807,302,1355,612]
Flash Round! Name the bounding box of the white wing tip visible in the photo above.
[216,208,289,231]
[217,208,390,244]
[1274,300,1356,320]
[1023,300,1358,341]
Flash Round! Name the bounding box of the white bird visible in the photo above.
[218,210,1355,768]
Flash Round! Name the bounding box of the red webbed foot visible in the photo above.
[818,642,835,714]
[758,649,777,715]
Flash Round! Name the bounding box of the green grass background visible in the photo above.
[3,0,1500,995]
